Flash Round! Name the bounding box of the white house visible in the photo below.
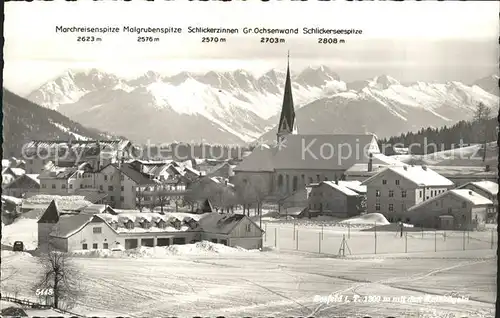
[361,165,455,222]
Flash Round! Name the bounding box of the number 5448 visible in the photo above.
[35,288,54,296]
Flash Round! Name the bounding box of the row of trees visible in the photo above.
[379,102,497,155]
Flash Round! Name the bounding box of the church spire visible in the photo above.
[277,50,296,143]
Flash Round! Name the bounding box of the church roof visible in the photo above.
[277,53,296,137]
[235,134,379,172]
[273,134,379,170]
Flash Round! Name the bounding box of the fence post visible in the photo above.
[321,224,324,240]
[348,222,351,239]
[374,221,377,254]
[319,232,322,254]
[264,223,267,241]
[421,226,424,239]
[444,231,446,241]
[293,222,296,240]
[462,230,465,251]
[491,229,494,249]
[467,230,470,244]
[274,227,277,247]
[296,229,299,250]
[405,231,408,253]
[434,230,437,252]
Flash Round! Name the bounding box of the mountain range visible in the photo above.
[2,89,115,157]
[25,67,499,145]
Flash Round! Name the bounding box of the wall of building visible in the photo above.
[39,179,69,195]
[274,169,345,195]
[403,193,489,230]
[365,169,452,221]
[232,171,274,196]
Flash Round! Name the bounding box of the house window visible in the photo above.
[309,177,313,184]
[93,227,102,234]
[120,196,124,202]
[419,190,422,198]
[388,190,394,197]
[108,186,113,191]
[110,196,115,201]
[42,184,46,188]
[99,185,103,191]
[401,190,407,198]
[69,184,73,189]
[245,224,251,232]
[92,243,98,249]
[125,221,134,229]
[448,207,452,213]
[301,175,305,183]
[292,176,298,192]
[82,244,88,250]
[389,204,394,211]
[376,190,381,197]
[316,175,320,182]
[462,202,466,208]
[395,180,400,185]
[104,175,108,181]
[120,175,124,181]
[121,186,124,191]
[80,184,83,188]
[52,184,56,189]
[103,243,109,249]
[382,180,387,185]
[375,203,380,211]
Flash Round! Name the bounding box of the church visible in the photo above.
[233,55,390,200]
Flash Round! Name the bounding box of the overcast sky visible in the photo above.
[4,1,499,95]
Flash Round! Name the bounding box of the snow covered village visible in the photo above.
[2,1,498,317]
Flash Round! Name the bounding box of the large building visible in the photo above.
[233,56,383,200]
[37,200,264,252]
[361,165,455,222]
[404,189,494,230]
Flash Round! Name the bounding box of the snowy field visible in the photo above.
[1,214,496,317]
[263,222,497,255]
[1,246,496,318]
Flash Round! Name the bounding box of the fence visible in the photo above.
[0,295,85,317]
[263,222,497,256]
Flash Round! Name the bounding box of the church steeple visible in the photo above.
[277,51,296,143]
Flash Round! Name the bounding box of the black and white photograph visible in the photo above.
[1,1,498,317]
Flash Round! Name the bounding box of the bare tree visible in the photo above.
[34,250,84,310]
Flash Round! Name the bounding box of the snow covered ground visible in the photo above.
[1,248,495,317]
[1,214,496,317]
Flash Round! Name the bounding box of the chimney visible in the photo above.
[368,153,373,172]
[403,166,408,171]
[422,166,427,171]
[485,164,490,172]
[469,191,473,195]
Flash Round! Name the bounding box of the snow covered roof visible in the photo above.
[198,213,249,234]
[100,163,160,186]
[338,180,367,194]
[80,204,108,214]
[23,194,93,211]
[233,146,275,172]
[96,212,205,233]
[10,168,25,177]
[2,159,10,168]
[458,181,498,196]
[408,189,493,211]
[236,134,379,172]
[1,195,23,205]
[321,181,360,196]
[49,214,95,238]
[362,165,454,187]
